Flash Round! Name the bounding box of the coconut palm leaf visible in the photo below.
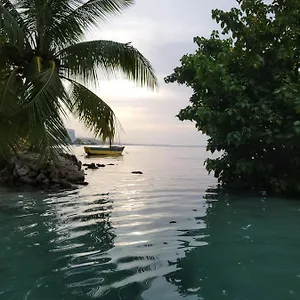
[59,40,158,88]
[15,0,49,30]
[48,0,134,48]
[65,0,134,26]
[66,78,118,142]
[0,43,26,70]
[0,68,23,159]
[25,116,70,162]
[0,118,22,160]
[0,69,19,115]
[1,0,35,47]
[0,1,27,47]
[23,60,72,117]
[20,63,71,158]
[0,0,157,163]
[16,0,64,51]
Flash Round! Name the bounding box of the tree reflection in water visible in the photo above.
[165,189,300,300]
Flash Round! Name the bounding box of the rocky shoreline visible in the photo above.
[0,153,87,189]
[0,152,145,190]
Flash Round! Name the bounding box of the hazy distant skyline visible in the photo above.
[66,0,237,145]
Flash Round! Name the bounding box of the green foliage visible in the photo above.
[68,79,117,141]
[0,0,157,161]
[165,0,300,196]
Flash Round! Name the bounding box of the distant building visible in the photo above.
[67,129,76,142]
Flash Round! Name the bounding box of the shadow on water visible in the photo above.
[165,189,300,300]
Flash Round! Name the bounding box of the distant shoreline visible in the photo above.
[123,143,206,148]
[73,142,206,148]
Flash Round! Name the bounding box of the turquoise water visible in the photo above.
[1,146,300,300]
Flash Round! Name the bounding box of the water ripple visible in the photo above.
[3,146,299,299]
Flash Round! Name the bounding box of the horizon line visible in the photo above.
[74,139,206,148]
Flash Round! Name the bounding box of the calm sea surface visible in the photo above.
[1,145,300,300]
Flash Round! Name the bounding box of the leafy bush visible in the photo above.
[165,0,300,195]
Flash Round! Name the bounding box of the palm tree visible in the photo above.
[0,0,157,161]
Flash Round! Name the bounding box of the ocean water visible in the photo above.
[0,145,300,300]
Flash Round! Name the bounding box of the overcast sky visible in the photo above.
[66,0,237,145]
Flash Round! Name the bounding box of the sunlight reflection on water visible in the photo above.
[1,146,300,300]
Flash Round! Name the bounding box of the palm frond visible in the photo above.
[65,78,118,142]
[16,0,75,51]
[66,0,134,25]
[59,40,158,89]
[20,61,71,159]
[0,0,156,163]
[0,67,23,160]
[0,68,20,116]
[0,116,23,160]
[23,58,72,115]
[48,0,134,48]
[0,0,27,47]
[24,114,70,162]
[0,43,26,71]
[15,0,47,31]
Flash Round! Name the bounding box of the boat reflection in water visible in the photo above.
[84,145,125,156]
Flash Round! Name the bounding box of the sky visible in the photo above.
[66,0,237,145]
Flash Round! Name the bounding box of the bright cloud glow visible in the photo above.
[66,0,237,145]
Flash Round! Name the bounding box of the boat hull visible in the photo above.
[84,146,125,156]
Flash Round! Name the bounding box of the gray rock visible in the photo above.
[78,181,89,186]
[60,180,73,189]
[87,163,98,170]
[132,171,143,174]
[9,156,18,166]
[26,161,40,171]
[83,163,98,169]
[19,175,36,185]
[58,168,66,178]
[15,164,30,177]
[13,168,18,178]
[49,166,59,177]
[66,169,85,183]
[97,164,105,168]
[59,153,78,164]
[65,164,80,173]
[51,177,60,184]
[51,183,61,189]
[0,152,86,189]
[36,173,47,183]
[43,179,50,186]
[40,169,49,176]
[28,170,38,178]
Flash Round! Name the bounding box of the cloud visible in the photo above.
[67,0,237,145]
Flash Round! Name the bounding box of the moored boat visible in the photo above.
[84,146,125,156]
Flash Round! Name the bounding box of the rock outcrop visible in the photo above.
[0,152,88,189]
[132,171,143,174]
[82,163,106,169]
